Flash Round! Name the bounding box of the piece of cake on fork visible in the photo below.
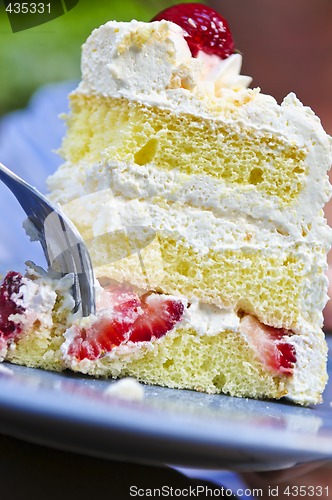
[1,3,332,405]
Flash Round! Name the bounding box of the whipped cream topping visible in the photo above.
[196,51,252,94]
[78,20,251,101]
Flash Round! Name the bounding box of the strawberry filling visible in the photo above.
[0,272,24,335]
[0,271,25,358]
[67,289,185,362]
[239,314,297,376]
[0,271,297,377]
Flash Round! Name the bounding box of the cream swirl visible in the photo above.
[78,19,252,100]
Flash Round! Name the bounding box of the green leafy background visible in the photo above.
[0,0,200,116]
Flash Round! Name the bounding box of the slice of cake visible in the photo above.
[1,3,332,405]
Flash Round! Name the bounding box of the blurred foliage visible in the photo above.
[0,0,200,116]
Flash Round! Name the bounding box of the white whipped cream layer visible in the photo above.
[10,262,75,332]
[285,330,328,405]
[78,20,252,101]
[183,300,240,334]
[60,184,329,256]
[83,160,332,249]
[10,277,56,331]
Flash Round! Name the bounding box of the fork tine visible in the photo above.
[43,210,96,316]
[0,162,96,317]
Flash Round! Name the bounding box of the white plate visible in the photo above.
[0,349,332,472]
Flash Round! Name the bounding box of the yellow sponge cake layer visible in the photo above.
[61,314,328,405]
[67,327,290,399]
[61,94,307,205]
[68,221,323,332]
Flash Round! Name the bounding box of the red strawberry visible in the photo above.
[67,318,127,361]
[101,286,141,320]
[239,314,296,376]
[67,289,185,361]
[128,294,185,342]
[0,271,24,339]
[152,3,235,60]
[67,288,142,361]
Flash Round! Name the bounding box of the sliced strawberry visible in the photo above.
[67,318,125,361]
[67,288,142,361]
[239,314,296,376]
[128,294,185,342]
[67,290,185,362]
[100,286,141,319]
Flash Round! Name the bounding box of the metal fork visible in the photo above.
[0,162,96,317]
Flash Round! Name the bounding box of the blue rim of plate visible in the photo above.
[0,354,331,471]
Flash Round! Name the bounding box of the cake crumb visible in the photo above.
[104,377,145,402]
